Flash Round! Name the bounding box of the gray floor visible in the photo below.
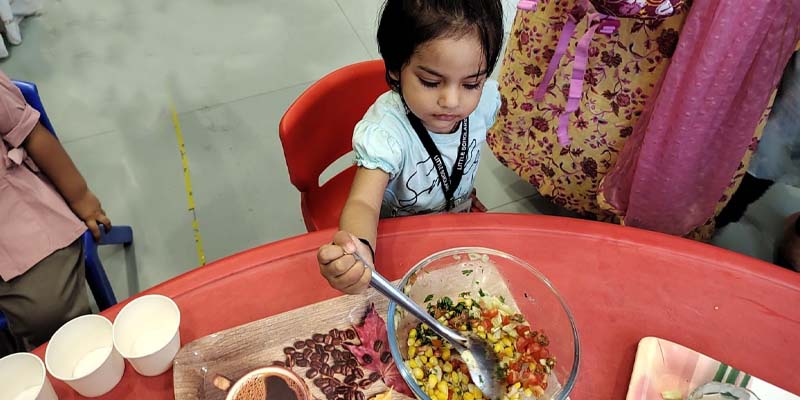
[1,0,796,300]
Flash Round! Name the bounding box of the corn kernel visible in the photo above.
[476,325,485,333]
[501,337,512,347]
[442,348,451,361]
[407,337,416,346]
[463,393,475,400]
[493,343,504,353]
[427,374,438,388]
[477,332,487,339]
[442,362,453,373]
[420,355,428,364]
[524,389,533,397]
[504,347,514,357]
[513,382,521,390]
[413,368,424,380]
[408,359,418,369]
[425,348,434,357]
[466,299,473,307]
[437,381,448,393]
[436,391,448,400]
[409,346,417,358]
[409,328,418,338]
[450,371,460,384]
[429,357,439,366]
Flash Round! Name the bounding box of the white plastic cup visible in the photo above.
[44,314,124,397]
[0,352,58,400]
[112,294,181,376]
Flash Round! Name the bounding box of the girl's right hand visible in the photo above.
[317,231,373,294]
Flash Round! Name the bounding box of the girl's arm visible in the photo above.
[24,122,111,239]
[317,167,389,294]
[339,167,390,249]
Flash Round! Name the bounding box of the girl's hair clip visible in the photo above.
[517,0,538,11]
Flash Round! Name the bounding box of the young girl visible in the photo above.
[317,0,504,294]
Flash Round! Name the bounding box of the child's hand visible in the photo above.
[69,190,111,241]
[317,231,373,294]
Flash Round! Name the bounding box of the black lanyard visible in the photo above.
[407,112,469,211]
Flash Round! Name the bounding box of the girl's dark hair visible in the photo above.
[377,0,504,91]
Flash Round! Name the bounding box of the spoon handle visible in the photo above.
[352,252,467,347]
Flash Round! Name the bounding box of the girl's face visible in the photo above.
[392,32,487,134]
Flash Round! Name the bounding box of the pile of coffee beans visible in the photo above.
[274,328,382,400]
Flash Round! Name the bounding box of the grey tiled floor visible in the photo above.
[1,0,795,300]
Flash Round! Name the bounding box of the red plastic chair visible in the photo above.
[279,60,389,231]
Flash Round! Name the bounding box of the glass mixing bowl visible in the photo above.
[387,247,579,400]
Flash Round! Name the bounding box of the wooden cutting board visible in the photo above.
[173,292,408,400]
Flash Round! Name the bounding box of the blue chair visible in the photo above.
[0,81,138,334]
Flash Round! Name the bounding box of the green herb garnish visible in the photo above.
[462,269,473,276]
[424,294,434,303]
[479,288,486,297]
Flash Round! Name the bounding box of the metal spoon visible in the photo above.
[351,252,502,399]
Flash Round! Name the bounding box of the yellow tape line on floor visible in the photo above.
[170,103,206,266]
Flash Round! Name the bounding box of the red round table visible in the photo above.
[33,214,800,399]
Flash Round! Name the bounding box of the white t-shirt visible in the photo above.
[353,80,501,217]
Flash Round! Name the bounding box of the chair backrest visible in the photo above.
[279,60,389,192]
[13,80,58,138]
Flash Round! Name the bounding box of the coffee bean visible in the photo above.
[297,359,309,367]
[380,352,391,364]
[344,375,357,385]
[336,386,350,395]
[322,353,330,363]
[273,361,286,367]
[332,365,342,374]
[321,365,332,376]
[306,368,319,379]
[356,391,365,400]
[355,369,364,378]
[345,329,356,340]
[324,344,335,352]
[332,338,343,346]
[323,386,335,396]
[310,353,321,362]
[329,328,340,339]
[358,378,371,388]
[303,348,314,357]
[306,339,316,348]
[294,340,306,349]
[293,352,306,361]
[324,335,333,345]
[285,356,294,368]
[347,359,358,368]
[311,360,323,370]
[313,378,328,388]
[346,391,355,400]
[284,347,297,355]
[325,393,336,400]
[368,372,380,382]
[361,354,373,364]
[313,333,326,343]
[373,340,383,352]
[316,344,325,354]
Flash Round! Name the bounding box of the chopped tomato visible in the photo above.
[481,319,493,331]
[537,348,550,359]
[501,315,510,325]
[482,308,499,319]
[506,370,520,385]
[515,337,528,352]
[431,339,442,347]
[515,325,530,337]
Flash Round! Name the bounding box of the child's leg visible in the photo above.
[0,238,91,352]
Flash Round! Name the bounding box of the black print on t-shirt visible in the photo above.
[396,138,480,213]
